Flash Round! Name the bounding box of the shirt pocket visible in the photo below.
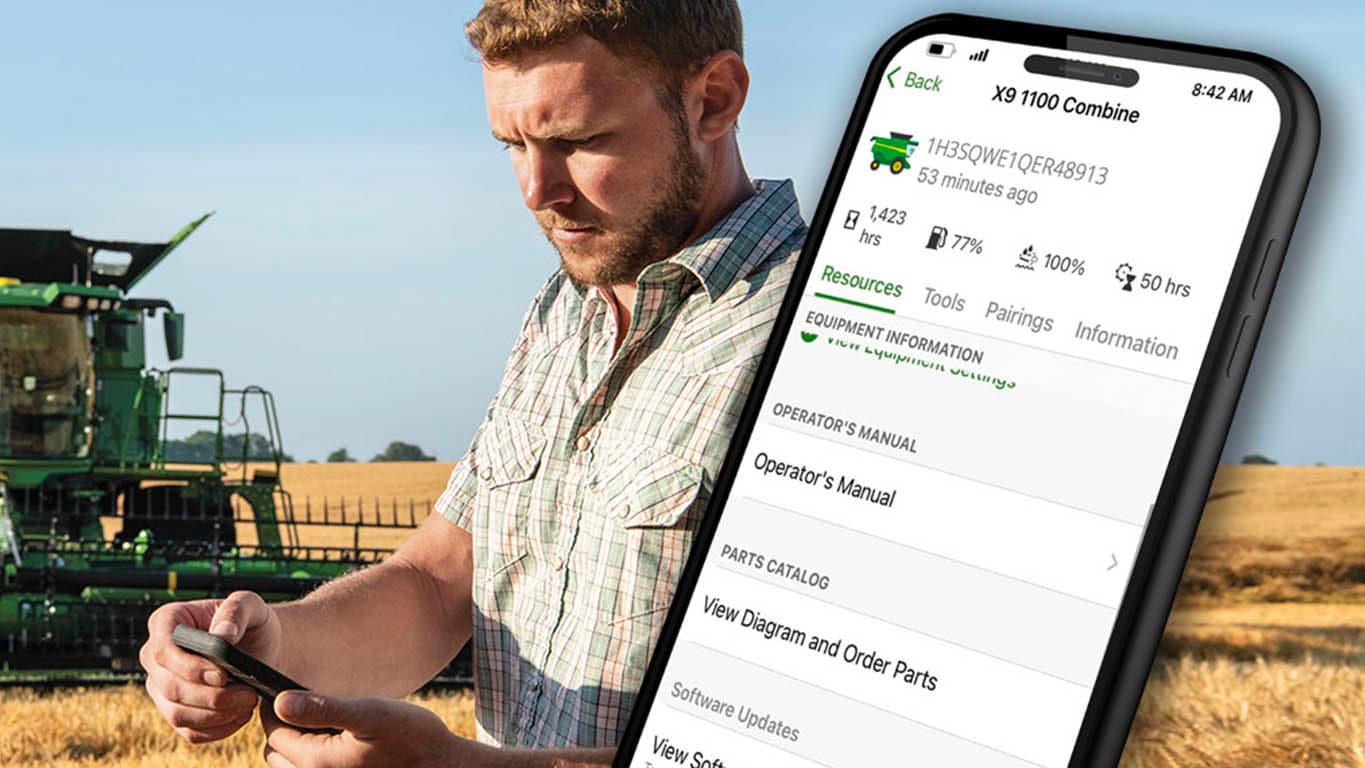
[587,446,706,696]
[600,446,704,525]
[594,445,706,622]
[475,410,547,577]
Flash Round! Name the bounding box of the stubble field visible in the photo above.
[4,464,1362,767]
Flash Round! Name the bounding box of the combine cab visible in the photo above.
[0,216,470,684]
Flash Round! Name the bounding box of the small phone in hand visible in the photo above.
[172,624,340,734]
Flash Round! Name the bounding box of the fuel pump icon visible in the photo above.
[926,226,948,249]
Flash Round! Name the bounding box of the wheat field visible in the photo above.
[7,464,1363,766]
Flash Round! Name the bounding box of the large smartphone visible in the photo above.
[613,13,1317,768]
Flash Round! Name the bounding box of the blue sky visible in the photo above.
[0,0,1358,464]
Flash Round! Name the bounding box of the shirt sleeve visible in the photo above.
[434,275,554,531]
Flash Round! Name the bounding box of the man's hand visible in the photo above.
[260,690,491,768]
[139,590,284,744]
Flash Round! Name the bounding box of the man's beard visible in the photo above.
[540,125,706,288]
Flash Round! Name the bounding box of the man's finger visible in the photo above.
[274,690,369,732]
[262,695,338,757]
[145,601,211,639]
[208,590,268,643]
[143,601,230,685]
[152,636,229,687]
[147,681,253,732]
[263,742,299,768]
[173,709,254,745]
[149,665,258,711]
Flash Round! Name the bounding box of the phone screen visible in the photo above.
[621,26,1286,768]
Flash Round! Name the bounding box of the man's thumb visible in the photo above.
[275,691,362,730]
[209,590,266,643]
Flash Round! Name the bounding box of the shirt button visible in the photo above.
[575,435,591,452]
[617,503,632,519]
[479,466,493,481]
[555,555,567,571]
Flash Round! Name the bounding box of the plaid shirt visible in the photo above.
[435,178,806,749]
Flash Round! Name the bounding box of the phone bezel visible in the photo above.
[611,13,1319,768]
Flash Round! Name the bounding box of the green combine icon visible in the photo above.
[869,132,919,174]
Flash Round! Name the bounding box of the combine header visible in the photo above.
[0,216,470,684]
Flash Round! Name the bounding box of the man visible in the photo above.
[139,2,807,766]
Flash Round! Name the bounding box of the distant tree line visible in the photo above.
[328,441,435,463]
[164,430,295,463]
[165,432,436,463]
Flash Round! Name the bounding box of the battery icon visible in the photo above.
[927,41,956,58]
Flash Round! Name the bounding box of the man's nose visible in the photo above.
[521,147,574,211]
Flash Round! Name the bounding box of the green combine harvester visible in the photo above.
[869,131,919,174]
[0,216,470,685]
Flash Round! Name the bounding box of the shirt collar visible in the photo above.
[575,177,805,312]
[663,178,805,302]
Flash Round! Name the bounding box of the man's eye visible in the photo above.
[501,141,525,152]
[565,135,602,149]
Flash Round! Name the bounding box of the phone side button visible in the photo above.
[1226,314,1251,378]
[1252,238,1276,301]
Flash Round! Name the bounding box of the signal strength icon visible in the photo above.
[969,49,990,62]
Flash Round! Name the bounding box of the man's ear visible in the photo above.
[689,50,748,143]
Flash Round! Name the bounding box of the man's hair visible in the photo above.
[466,0,743,105]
